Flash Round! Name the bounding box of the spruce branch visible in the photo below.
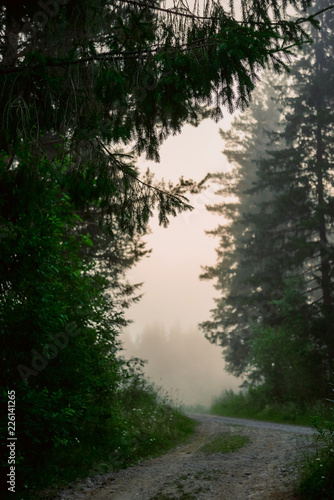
[89,136,194,209]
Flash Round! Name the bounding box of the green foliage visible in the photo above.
[0,0,325,166]
[112,361,197,468]
[0,154,124,495]
[297,393,334,499]
[0,152,196,497]
[246,278,327,403]
[210,389,332,426]
[33,366,195,497]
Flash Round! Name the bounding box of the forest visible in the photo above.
[201,4,334,404]
[1,0,334,498]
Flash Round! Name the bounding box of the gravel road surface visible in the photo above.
[55,414,317,500]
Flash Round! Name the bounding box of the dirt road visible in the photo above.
[58,414,316,500]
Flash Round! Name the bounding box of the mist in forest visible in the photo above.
[122,323,241,407]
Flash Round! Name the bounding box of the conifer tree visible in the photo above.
[200,75,283,376]
[201,0,334,394]
[251,0,334,376]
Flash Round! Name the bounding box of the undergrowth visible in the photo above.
[33,360,196,499]
[210,388,332,426]
[210,386,334,499]
[296,389,334,499]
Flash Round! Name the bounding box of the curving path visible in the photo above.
[57,414,317,500]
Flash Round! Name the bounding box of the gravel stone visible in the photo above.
[52,414,317,500]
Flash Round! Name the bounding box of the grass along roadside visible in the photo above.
[209,389,332,427]
[209,388,334,499]
[198,432,250,454]
[295,391,334,499]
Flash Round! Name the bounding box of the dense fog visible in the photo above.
[122,324,241,407]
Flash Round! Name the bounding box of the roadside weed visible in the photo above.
[198,432,250,454]
[296,414,334,499]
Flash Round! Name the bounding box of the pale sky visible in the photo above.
[122,117,242,405]
[125,118,233,336]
